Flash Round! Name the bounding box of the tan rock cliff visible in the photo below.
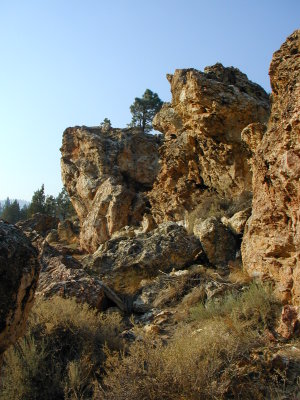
[149,63,270,223]
[242,30,300,304]
[61,127,160,252]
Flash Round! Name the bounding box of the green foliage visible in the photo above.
[1,198,21,223]
[27,184,46,216]
[100,118,112,130]
[129,89,163,133]
[24,185,75,220]
[56,187,76,220]
[0,297,124,400]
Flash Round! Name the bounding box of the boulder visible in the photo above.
[36,241,126,311]
[0,221,40,357]
[193,217,237,266]
[90,222,203,297]
[149,63,270,223]
[242,30,300,304]
[221,207,252,236]
[61,126,160,252]
[16,213,59,237]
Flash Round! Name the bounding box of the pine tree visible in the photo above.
[27,184,46,216]
[1,198,21,223]
[56,188,75,220]
[129,89,163,133]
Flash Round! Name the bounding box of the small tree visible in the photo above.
[56,188,75,220]
[27,184,46,217]
[129,89,163,133]
[100,118,112,131]
[1,198,21,224]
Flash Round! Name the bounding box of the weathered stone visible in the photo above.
[149,64,270,223]
[16,213,59,237]
[0,221,40,356]
[193,217,237,266]
[36,241,126,311]
[276,305,300,339]
[242,30,300,304]
[221,207,252,236]
[90,222,203,296]
[57,219,79,244]
[61,126,160,252]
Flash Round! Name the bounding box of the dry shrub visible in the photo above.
[98,283,285,400]
[0,296,124,400]
[153,266,206,309]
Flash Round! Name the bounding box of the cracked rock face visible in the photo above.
[61,127,160,252]
[0,221,40,356]
[149,63,270,223]
[242,30,300,304]
[89,222,204,298]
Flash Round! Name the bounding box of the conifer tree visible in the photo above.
[129,89,163,133]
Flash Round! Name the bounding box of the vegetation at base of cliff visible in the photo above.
[2,283,300,400]
[100,283,289,400]
[0,185,75,224]
[0,297,124,400]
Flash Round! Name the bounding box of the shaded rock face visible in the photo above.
[16,213,59,237]
[61,127,161,252]
[36,241,109,311]
[193,217,237,266]
[242,30,300,304]
[149,63,270,223]
[0,221,40,356]
[90,222,204,297]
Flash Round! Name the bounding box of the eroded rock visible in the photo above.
[193,217,237,266]
[61,126,160,252]
[89,222,203,298]
[149,63,270,223]
[0,221,40,356]
[242,30,300,304]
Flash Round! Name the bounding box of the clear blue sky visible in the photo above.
[0,0,299,201]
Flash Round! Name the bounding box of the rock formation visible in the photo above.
[148,63,270,223]
[0,221,40,357]
[36,240,126,311]
[89,222,203,299]
[242,30,300,304]
[61,126,160,252]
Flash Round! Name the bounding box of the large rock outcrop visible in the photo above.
[61,127,160,252]
[0,221,40,357]
[149,63,270,223]
[242,30,300,304]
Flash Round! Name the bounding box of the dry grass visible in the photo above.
[0,296,124,400]
[97,283,288,400]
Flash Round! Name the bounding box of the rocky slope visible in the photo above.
[0,221,40,358]
[61,126,160,252]
[149,63,270,223]
[242,29,300,304]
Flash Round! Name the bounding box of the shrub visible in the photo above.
[0,297,124,400]
[98,283,284,400]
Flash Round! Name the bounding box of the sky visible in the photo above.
[0,0,299,201]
